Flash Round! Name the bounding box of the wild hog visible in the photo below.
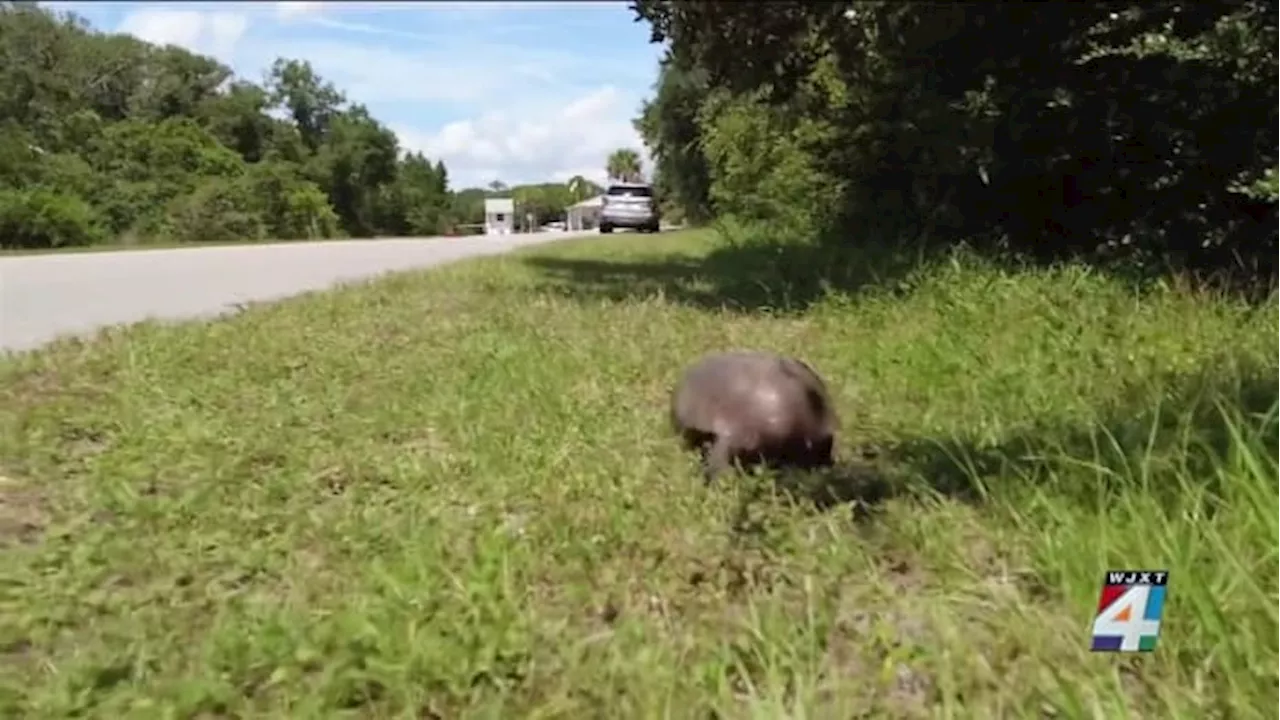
[670,350,838,481]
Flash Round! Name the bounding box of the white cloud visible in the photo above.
[245,39,574,105]
[394,85,651,189]
[110,2,660,190]
[118,9,248,59]
[275,2,323,21]
[274,1,614,15]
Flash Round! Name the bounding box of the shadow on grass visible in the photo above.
[527,221,1278,314]
[889,367,1276,507]
[525,237,930,314]
[727,365,1278,527]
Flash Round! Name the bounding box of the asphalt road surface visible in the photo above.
[1,231,598,354]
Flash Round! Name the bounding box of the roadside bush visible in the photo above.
[0,122,40,190]
[243,161,341,240]
[698,90,844,244]
[90,181,173,239]
[0,187,106,249]
[280,182,341,240]
[90,117,245,186]
[85,119,250,241]
[164,178,265,244]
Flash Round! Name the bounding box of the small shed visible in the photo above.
[566,195,604,231]
[484,198,515,235]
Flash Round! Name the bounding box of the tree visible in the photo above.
[265,58,344,152]
[305,103,400,236]
[606,148,644,183]
[0,4,464,247]
[197,80,276,163]
[634,50,713,223]
[133,44,233,121]
[628,0,1278,284]
[566,175,589,202]
[382,151,451,235]
[514,182,576,227]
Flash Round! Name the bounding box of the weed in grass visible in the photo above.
[0,229,1275,718]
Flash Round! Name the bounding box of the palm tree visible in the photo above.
[566,175,589,202]
[605,148,643,183]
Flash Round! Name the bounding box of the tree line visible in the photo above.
[631,2,1278,285]
[0,3,616,249]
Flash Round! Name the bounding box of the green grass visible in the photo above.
[0,232,485,256]
[1,229,1276,718]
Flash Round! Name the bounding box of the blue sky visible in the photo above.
[41,1,666,189]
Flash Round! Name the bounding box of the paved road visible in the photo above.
[0,232,596,354]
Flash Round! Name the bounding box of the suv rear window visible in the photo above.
[607,185,653,197]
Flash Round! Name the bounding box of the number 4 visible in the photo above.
[1094,585,1161,651]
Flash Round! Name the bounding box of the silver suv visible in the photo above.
[600,182,660,234]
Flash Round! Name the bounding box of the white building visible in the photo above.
[484,198,515,235]
[566,195,604,231]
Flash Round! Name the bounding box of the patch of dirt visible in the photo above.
[0,473,48,547]
[0,367,64,407]
[818,560,939,716]
[58,424,113,464]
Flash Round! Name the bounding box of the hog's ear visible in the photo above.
[803,385,833,422]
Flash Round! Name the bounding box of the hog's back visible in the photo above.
[671,351,835,446]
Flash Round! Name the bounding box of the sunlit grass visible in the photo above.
[0,229,1275,718]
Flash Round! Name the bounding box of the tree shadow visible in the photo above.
[722,363,1277,530]
[524,237,931,314]
[526,218,1278,315]
[883,365,1276,509]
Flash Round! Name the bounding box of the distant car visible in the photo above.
[599,182,660,234]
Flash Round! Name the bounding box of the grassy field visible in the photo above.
[1,228,1276,718]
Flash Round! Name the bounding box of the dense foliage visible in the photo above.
[0,4,604,248]
[632,1,1278,285]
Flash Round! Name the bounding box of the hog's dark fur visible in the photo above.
[670,351,838,481]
